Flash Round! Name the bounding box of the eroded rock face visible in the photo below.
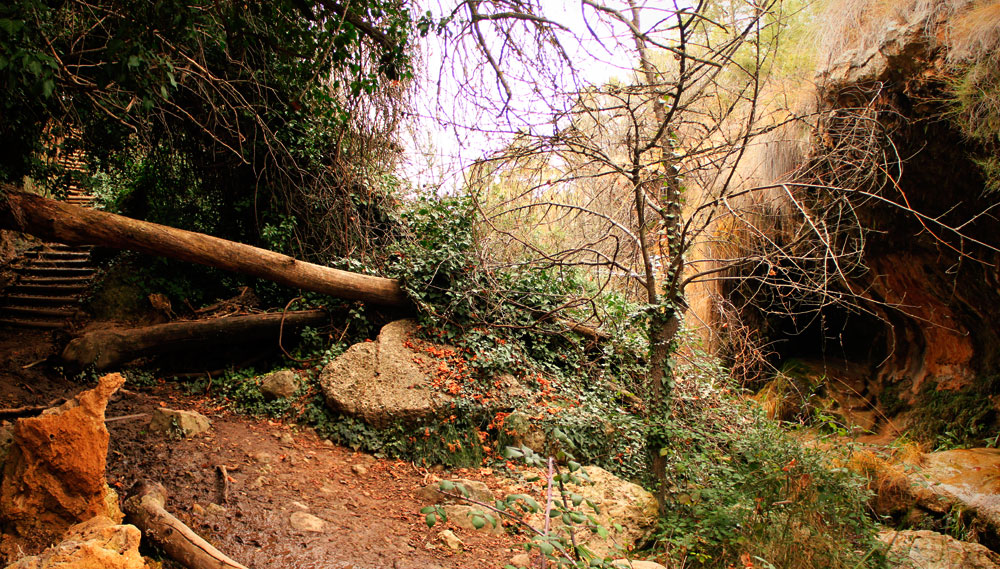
[4,516,145,569]
[0,374,125,558]
[907,449,1000,533]
[319,320,455,427]
[880,529,1000,569]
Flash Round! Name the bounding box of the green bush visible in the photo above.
[654,367,886,569]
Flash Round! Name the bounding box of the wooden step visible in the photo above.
[14,275,92,285]
[8,283,88,295]
[21,266,95,277]
[0,305,78,318]
[0,318,65,329]
[24,251,91,261]
[29,259,92,268]
[2,294,80,306]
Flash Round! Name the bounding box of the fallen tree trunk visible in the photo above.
[0,188,607,343]
[124,480,249,569]
[0,188,409,307]
[62,310,330,370]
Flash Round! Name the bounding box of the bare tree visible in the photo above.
[417,0,1000,509]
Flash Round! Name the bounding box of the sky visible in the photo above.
[397,0,650,194]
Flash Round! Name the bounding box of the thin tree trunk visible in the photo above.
[61,309,330,370]
[0,187,410,307]
[124,480,249,569]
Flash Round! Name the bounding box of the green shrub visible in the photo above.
[654,368,886,569]
[905,376,1000,450]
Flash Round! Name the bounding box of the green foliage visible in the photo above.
[653,368,886,569]
[191,366,292,418]
[947,55,1000,194]
[905,376,1000,450]
[1,0,414,264]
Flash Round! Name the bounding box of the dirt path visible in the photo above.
[1,329,522,568]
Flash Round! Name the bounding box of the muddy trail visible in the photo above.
[0,329,520,569]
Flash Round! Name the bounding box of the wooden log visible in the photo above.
[61,310,330,371]
[124,480,249,569]
[0,187,608,344]
[0,187,409,307]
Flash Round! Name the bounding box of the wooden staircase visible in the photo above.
[1,127,98,329]
[0,244,96,329]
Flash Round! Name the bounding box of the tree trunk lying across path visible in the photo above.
[124,480,249,569]
[0,187,606,343]
[0,187,409,307]
[62,309,330,370]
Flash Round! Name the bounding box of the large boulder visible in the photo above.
[4,516,145,569]
[530,466,659,559]
[880,529,1000,569]
[319,320,455,427]
[1,374,125,559]
[905,449,1000,534]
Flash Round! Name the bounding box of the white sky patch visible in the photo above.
[398,0,654,194]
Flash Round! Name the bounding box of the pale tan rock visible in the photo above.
[906,448,1000,531]
[1,374,125,557]
[5,516,144,569]
[529,466,658,559]
[509,553,532,568]
[437,530,463,551]
[442,505,504,535]
[289,511,326,533]
[880,529,1000,569]
[320,320,454,427]
[260,370,299,400]
[612,560,669,569]
[148,408,211,438]
[416,479,495,505]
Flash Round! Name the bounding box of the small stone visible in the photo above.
[437,529,463,551]
[291,501,309,510]
[277,432,295,445]
[509,553,532,568]
[351,464,368,476]
[417,479,495,505]
[191,503,205,515]
[322,439,335,448]
[149,408,211,438]
[612,560,669,569]
[443,505,504,535]
[206,503,226,516]
[289,511,327,532]
[250,451,274,464]
[250,475,267,489]
[260,370,300,400]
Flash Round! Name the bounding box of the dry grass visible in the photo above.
[842,442,927,515]
[813,0,973,64]
[947,1,1000,60]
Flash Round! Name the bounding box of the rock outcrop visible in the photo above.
[1,374,125,559]
[881,529,1000,569]
[319,320,455,427]
[4,516,145,569]
[907,449,1000,536]
[529,466,659,558]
